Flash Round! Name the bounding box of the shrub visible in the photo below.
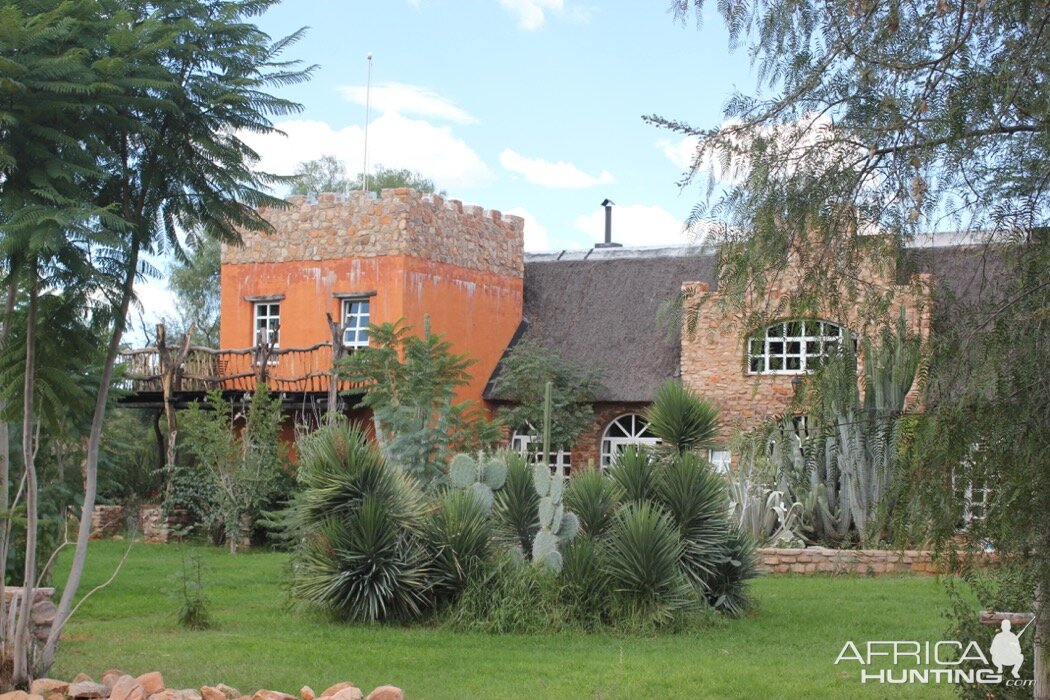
[655,452,729,589]
[702,526,759,617]
[602,502,698,626]
[491,453,539,554]
[607,446,658,503]
[644,380,720,455]
[444,552,563,634]
[564,468,622,539]
[558,536,611,628]
[425,489,493,602]
[289,422,432,622]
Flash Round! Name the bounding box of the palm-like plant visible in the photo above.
[655,453,729,589]
[701,525,759,617]
[289,421,431,621]
[491,453,539,554]
[425,489,493,602]
[607,446,658,503]
[602,502,697,624]
[644,380,721,456]
[564,469,622,538]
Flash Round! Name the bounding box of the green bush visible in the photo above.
[425,489,493,602]
[288,422,432,622]
[491,453,539,554]
[564,468,622,538]
[607,446,658,503]
[444,552,563,634]
[602,502,699,626]
[558,536,611,628]
[701,526,759,617]
[644,380,720,455]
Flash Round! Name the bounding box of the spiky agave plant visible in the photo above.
[425,489,494,603]
[564,468,623,538]
[701,525,759,617]
[644,380,721,456]
[607,446,659,503]
[491,452,539,554]
[654,452,730,590]
[602,502,697,625]
[289,421,431,622]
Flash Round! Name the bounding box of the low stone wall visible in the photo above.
[2,586,57,643]
[3,671,403,700]
[89,506,191,544]
[757,547,945,575]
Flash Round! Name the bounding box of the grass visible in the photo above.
[50,540,955,699]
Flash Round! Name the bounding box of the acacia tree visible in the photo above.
[1,0,313,682]
[653,1,1049,694]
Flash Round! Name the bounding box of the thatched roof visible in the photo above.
[484,246,717,403]
[484,240,1006,404]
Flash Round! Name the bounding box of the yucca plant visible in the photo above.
[288,421,431,622]
[607,446,658,503]
[602,502,697,625]
[491,453,539,554]
[701,526,759,617]
[655,452,729,589]
[564,469,622,538]
[559,536,611,627]
[425,489,494,602]
[644,380,721,456]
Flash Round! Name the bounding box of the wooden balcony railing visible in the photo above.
[118,342,363,394]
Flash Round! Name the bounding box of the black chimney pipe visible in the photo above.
[595,198,622,249]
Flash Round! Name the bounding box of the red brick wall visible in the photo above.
[568,402,651,474]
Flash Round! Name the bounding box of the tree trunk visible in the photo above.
[1037,585,1048,700]
[41,246,139,671]
[13,273,38,686]
[0,277,15,684]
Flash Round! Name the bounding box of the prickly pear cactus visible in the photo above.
[448,452,509,512]
[530,463,577,573]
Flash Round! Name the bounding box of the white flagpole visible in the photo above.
[362,53,373,194]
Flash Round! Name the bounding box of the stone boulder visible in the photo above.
[365,688,402,700]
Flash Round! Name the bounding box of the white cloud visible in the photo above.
[240,114,493,190]
[574,203,693,247]
[505,206,550,251]
[338,82,477,124]
[657,135,700,170]
[499,0,564,30]
[500,149,613,189]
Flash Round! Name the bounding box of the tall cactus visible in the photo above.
[531,463,579,572]
[449,452,508,512]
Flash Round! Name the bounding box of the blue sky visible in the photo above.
[138,0,759,326]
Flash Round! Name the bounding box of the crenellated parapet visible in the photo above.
[222,188,525,278]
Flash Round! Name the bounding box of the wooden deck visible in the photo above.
[118,342,361,395]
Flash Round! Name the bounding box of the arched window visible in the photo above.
[747,320,846,374]
[600,414,660,469]
[511,429,572,479]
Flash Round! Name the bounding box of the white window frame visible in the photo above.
[600,414,660,470]
[747,320,845,375]
[341,298,370,349]
[708,449,732,473]
[511,430,571,479]
[253,302,280,348]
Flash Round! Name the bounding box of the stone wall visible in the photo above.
[756,547,989,575]
[3,587,57,643]
[89,506,190,544]
[221,189,525,278]
[567,402,652,474]
[680,236,932,444]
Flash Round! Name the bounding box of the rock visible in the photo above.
[72,676,95,686]
[102,671,127,691]
[329,690,361,700]
[110,676,145,700]
[0,690,31,700]
[48,693,65,700]
[136,674,164,696]
[214,687,240,700]
[68,682,109,700]
[173,691,201,700]
[147,692,179,700]
[318,684,355,699]
[250,692,296,700]
[200,688,224,700]
[30,680,68,697]
[299,688,314,700]
[365,688,402,700]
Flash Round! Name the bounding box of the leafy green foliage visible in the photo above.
[352,165,439,197]
[701,526,759,618]
[289,421,430,622]
[491,453,539,555]
[172,549,211,630]
[644,380,720,456]
[489,340,604,454]
[424,490,493,603]
[177,387,288,552]
[602,502,699,626]
[167,238,221,347]
[655,453,729,589]
[607,447,658,504]
[563,469,622,539]
[289,155,353,195]
[339,320,501,486]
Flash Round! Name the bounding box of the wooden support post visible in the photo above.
[325,312,348,421]
[157,323,194,497]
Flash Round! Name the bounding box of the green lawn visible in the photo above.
[50,541,954,699]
